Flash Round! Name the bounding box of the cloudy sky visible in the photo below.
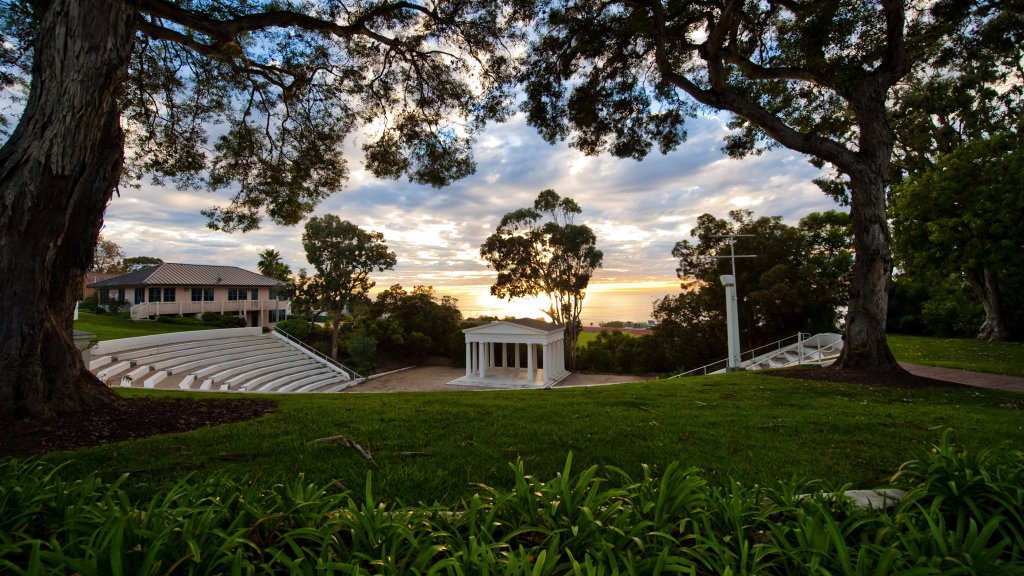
[101,111,843,321]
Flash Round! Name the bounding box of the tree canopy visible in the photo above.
[669,209,852,353]
[0,0,531,420]
[257,248,292,282]
[301,215,396,360]
[480,189,602,369]
[519,0,1018,370]
[891,131,1024,341]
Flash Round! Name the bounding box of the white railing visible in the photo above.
[130,299,285,320]
[667,332,842,378]
[273,327,362,381]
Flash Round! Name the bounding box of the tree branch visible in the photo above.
[139,0,427,49]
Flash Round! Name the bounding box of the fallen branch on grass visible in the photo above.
[311,435,375,465]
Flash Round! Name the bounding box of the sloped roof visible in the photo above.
[88,263,282,288]
[463,318,562,334]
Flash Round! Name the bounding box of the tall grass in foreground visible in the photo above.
[3,433,1021,575]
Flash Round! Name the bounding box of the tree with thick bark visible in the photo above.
[891,131,1024,342]
[301,215,396,361]
[521,0,1011,371]
[0,0,529,420]
[480,189,603,370]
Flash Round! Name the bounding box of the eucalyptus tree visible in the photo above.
[0,0,530,420]
[302,215,396,361]
[480,189,603,369]
[520,0,1013,371]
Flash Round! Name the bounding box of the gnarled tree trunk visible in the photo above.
[0,0,136,420]
[967,267,1009,342]
[831,93,903,372]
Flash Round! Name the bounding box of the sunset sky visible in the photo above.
[100,111,844,322]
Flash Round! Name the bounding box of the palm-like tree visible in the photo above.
[257,248,292,281]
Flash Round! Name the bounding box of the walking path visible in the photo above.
[902,363,1024,394]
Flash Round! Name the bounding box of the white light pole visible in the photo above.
[720,274,742,370]
[713,234,755,371]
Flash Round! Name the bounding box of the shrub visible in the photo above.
[2,435,1020,574]
[156,315,204,326]
[274,318,311,339]
[200,312,246,328]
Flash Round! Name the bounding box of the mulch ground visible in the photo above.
[771,367,961,389]
[0,398,277,458]
[0,368,957,459]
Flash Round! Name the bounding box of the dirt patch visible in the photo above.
[0,398,277,458]
[771,367,960,388]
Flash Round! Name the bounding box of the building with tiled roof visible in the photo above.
[89,263,289,327]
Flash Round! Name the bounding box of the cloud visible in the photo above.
[101,110,842,302]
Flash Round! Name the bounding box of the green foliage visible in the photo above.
[345,329,377,376]
[891,131,1024,340]
[576,330,652,374]
[274,318,311,340]
[256,248,291,281]
[5,1,533,231]
[361,285,464,361]
[654,209,852,372]
[119,256,163,273]
[4,437,1023,574]
[480,189,603,368]
[199,312,246,328]
[302,216,396,359]
[155,315,205,327]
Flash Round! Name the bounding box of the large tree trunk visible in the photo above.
[967,267,1010,341]
[0,1,136,420]
[831,87,904,372]
[832,167,902,371]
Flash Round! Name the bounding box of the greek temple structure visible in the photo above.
[449,319,570,388]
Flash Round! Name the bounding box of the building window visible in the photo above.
[269,309,277,323]
[134,288,144,304]
[163,287,176,302]
[99,289,110,303]
[251,289,259,301]
[203,288,214,301]
[117,288,125,302]
[238,289,247,301]
[279,309,287,321]
[148,287,161,302]
[228,289,238,301]
[191,288,202,302]
[269,288,278,300]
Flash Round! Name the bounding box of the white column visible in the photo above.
[515,343,521,370]
[465,342,472,378]
[479,342,488,378]
[502,343,508,368]
[527,343,536,382]
[542,343,551,384]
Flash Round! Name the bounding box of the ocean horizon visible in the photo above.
[432,282,680,326]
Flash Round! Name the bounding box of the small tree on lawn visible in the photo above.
[302,215,396,361]
[480,189,603,369]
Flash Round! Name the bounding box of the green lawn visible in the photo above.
[44,372,1024,506]
[74,310,215,341]
[888,333,1024,377]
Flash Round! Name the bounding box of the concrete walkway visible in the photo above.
[902,363,1024,394]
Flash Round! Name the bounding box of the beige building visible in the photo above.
[88,263,289,328]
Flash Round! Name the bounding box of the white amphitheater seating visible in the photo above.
[89,329,362,394]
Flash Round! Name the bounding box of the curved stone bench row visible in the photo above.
[89,332,360,393]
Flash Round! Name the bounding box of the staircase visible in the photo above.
[670,332,844,378]
[89,328,363,393]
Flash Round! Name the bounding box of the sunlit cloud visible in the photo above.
[100,110,842,322]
